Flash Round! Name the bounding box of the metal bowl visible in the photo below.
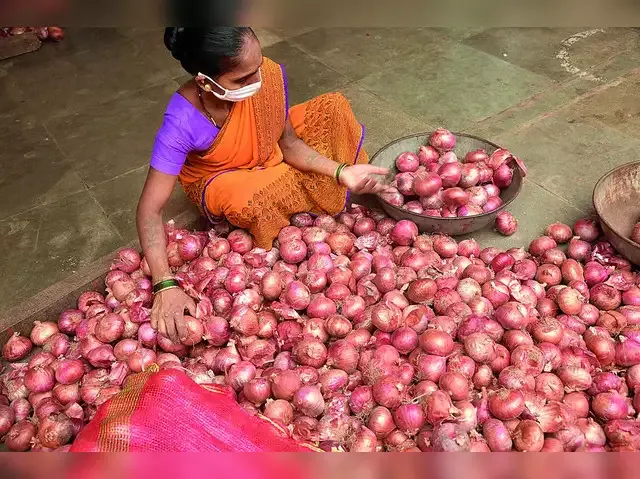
[593,161,640,266]
[370,132,524,236]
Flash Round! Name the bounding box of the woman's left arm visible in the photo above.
[278,118,392,195]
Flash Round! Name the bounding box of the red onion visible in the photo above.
[77,291,105,313]
[573,218,600,242]
[438,371,469,401]
[306,294,337,319]
[4,420,37,451]
[111,248,141,274]
[2,333,33,362]
[529,236,557,256]
[590,283,621,310]
[462,332,496,363]
[38,413,74,449]
[512,420,544,452]
[545,222,573,243]
[592,391,631,420]
[536,263,562,286]
[23,365,55,394]
[482,197,503,212]
[464,148,488,163]
[126,348,156,373]
[267,369,300,401]
[53,359,84,385]
[583,327,615,366]
[319,316,349,340]
[429,128,456,152]
[57,309,84,335]
[622,286,640,306]
[390,220,418,246]
[442,187,469,207]
[293,338,327,368]
[326,340,359,374]
[406,278,437,304]
[94,313,124,343]
[366,405,395,439]
[10,397,31,422]
[419,145,441,164]
[393,403,426,436]
[414,172,442,197]
[615,336,640,366]
[0,404,15,437]
[535,373,565,401]
[346,386,373,416]
[135,322,156,348]
[263,399,294,426]
[396,151,420,172]
[530,317,564,345]
[495,212,518,236]
[226,361,256,392]
[626,364,640,389]
[491,253,515,273]
[53,383,80,405]
[30,321,59,346]
[498,366,532,391]
[419,329,454,356]
[424,390,458,425]
[293,386,325,418]
[509,345,544,377]
[86,344,116,368]
[396,172,416,196]
[488,388,524,420]
[390,327,418,355]
[494,301,528,330]
[567,237,591,261]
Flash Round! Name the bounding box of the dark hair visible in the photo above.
[164,27,256,78]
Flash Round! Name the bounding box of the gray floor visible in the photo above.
[1,27,640,310]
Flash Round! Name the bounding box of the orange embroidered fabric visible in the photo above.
[179,58,368,249]
[70,366,321,452]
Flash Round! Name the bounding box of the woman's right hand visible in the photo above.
[151,287,197,343]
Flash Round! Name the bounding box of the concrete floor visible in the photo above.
[1,27,640,310]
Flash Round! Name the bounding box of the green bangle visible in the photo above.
[335,163,347,184]
[152,278,180,294]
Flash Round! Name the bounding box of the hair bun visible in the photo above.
[164,27,185,60]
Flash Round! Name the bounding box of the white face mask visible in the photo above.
[199,70,262,102]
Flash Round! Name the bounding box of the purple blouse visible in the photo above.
[150,65,289,176]
[150,94,220,176]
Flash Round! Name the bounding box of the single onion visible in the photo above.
[495,212,518,236]
[430,128,456,152]
[482,418,513,452]
[512,420,544,452]
[488,389,525,420]
[293,386,325,418]
[30,321,59,346]
[591,392,631,420]
[545,222,573,244]
[573,218,600,242]
[2,334,33,362]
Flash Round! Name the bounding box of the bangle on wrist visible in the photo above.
[153,278,180,295]
[335,163,348,185]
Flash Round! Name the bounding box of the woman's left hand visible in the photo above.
[339,164,393,195]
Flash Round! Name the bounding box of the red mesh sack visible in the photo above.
[70,366,320,452]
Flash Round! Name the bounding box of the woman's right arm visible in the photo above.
[136,168,195,342]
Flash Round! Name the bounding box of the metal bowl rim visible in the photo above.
[371,131,524,222]
[592,160,640,249]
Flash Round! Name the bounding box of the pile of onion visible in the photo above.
[2,204,640,453]
[382,129,525,223]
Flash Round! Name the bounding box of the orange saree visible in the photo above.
[179,57,368,249]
